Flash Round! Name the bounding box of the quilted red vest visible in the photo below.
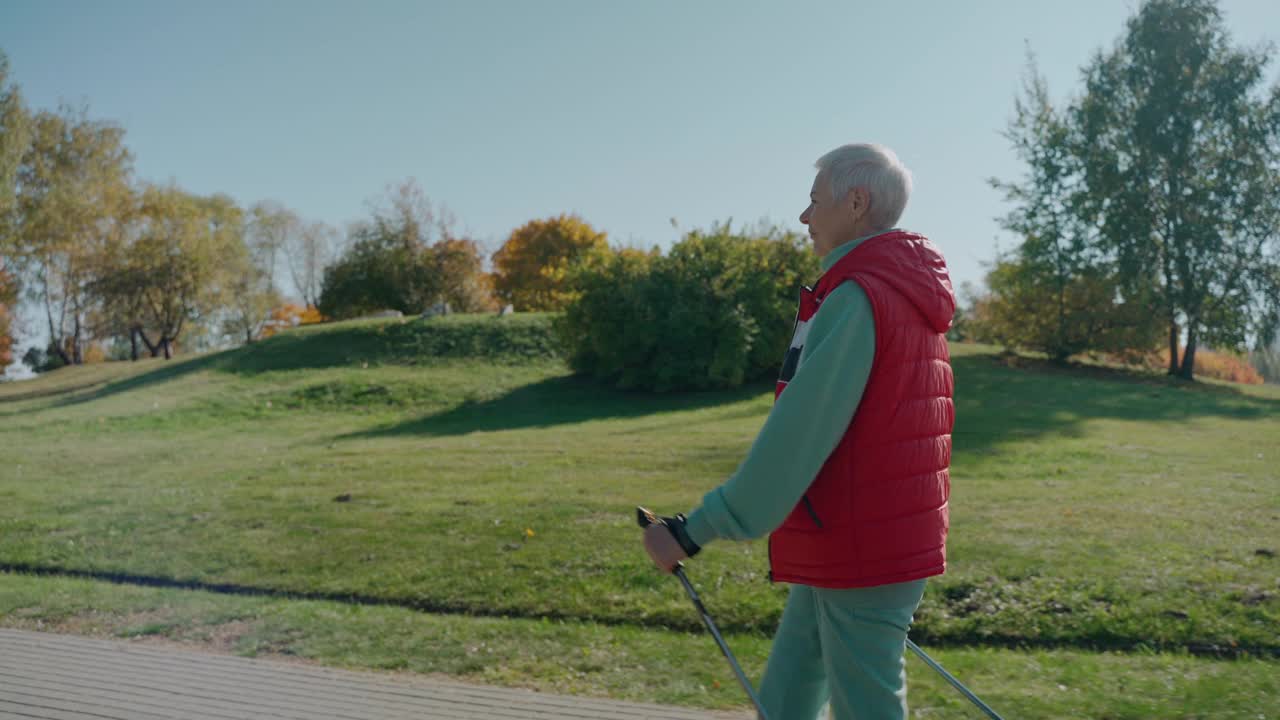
[769,230,955,588]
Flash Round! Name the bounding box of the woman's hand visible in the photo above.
[643,523,688,573]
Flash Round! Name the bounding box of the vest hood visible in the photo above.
[833,231,956,334]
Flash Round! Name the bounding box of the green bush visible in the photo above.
[316,190,493,319]
[559,222,817,391]
[21,342,67,373]
[410,313,561,360]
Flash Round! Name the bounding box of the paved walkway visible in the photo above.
[0,629,750,719]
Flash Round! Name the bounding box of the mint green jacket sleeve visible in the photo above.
[683,280,876,547]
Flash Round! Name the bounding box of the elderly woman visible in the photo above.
[644,144,956,720]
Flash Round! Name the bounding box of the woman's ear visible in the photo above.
[847,187,871,221]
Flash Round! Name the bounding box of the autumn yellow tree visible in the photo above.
[124,185,246,359]
[0,51,29,373]
[13,104,133,365]
[492,214,608,311]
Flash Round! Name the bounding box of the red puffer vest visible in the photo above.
[769,230,955,588]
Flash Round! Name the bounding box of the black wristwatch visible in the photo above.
[661,513,702,558]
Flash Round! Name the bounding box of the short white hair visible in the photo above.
[815,144,913,231]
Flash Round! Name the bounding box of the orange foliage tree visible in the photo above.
[1133,347,1264,385]
[261,303,325,339]
[492,214,609,311]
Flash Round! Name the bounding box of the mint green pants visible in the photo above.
[757,579,927,720]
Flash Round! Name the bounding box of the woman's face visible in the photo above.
[800,170,868,257]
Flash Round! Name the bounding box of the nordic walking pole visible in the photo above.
[637,507,769,720]
[906,639,1005,720]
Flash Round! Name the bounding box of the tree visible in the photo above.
[0,51,31,374]
[247,201,299,298]
[222,248,282,346]
[238,202,328,344]
[988,55,1164,361]
[0,49,31,245]
[432,236,495,312]
[128,185,246,359]
[12,104,133,366]
[1073,0,1280,379]
[492,214,609,311]
[284,220,336,309]
[974,254,1161,362]
[317,229,415,320]
[83,188,149,358]
[318,179,489,318]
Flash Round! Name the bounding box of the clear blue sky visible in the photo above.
[2,0,1278,356]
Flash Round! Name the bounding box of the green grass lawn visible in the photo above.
[2,315,1277,717]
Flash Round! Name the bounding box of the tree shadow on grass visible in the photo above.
[949,351,1280,455]
[0,377,114,404]
[339,375,775,440]
[27,321,480,412]
[11,339,1277,451]
[0,354,227,418]
[36,353,227,411]
[340,350,1280,453]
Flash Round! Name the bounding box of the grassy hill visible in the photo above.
[2,314,1277,716]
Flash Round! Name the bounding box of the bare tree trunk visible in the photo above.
[1178,323,1198,380]
[161,336,172,359]
[44,282,72,367]
[47,324,71,366]
[129,327,139,361]
[1161,228,1179,376]
[1055,260,1068,363]
[135,326,160,357]
[51,344,70,366]
[71,313,83,365]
